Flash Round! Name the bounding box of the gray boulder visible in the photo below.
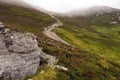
[0,32,41,80]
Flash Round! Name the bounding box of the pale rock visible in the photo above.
[0,32,41,80]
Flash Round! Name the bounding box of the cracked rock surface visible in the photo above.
[0,32,41,80]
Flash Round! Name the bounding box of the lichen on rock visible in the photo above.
[0,31,41,80]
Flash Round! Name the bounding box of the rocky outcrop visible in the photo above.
[0,31,41,80]
[39,49,58,67]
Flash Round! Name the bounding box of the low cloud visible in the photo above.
[0,0,48,13]
[0,0,33,8]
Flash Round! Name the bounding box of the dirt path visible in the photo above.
[43,14,70,45]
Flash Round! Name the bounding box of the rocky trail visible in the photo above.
[0,21,68,80]
[43,14,70,45]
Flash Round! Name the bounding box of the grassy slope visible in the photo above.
[31,67,56,80]
[1,2,120,80]
[53,13,120,80]
[0,3,59,80]
[0,3,80,80]
[0,3,55,33]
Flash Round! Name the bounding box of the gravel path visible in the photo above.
[43,14,70,45]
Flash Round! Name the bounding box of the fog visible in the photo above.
[0,0,49,13]
[0,0,34,9]
[0,0,22,5]
[24,0,120,12]
[0,0,120,13]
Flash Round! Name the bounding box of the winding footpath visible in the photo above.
[43,14,70,45]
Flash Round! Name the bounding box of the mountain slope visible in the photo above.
[1,2,120,80]
[53,8,120,80]
[0,2,74,80]
[56,6,120,17]
[0,2,57,80]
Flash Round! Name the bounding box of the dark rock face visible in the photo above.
[0,32,41,80]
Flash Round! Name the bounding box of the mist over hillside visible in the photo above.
[0,0,49,13]
[54,6,120,17]
[1,0,119,16]
[0,0,31,8]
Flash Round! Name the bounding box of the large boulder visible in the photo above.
[0,32,41,80]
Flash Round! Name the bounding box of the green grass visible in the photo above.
[1,2,120,80]
[0,3,76,80]
[0,3,56,34]
[53,15,120,80]
[30,67,56,80]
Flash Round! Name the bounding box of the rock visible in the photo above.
[53,65,68,71]
[40,70,44,74]
[39,49,58,67]
[7,32,38,53]
[0,31,41,80]
[109,21,118,24]
[28,79,33,80]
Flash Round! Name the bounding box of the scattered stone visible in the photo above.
[0,21,68,80]
[109,21,118,24]
[40,70,44,74]
[39,49,58,67]
[53,65,68,71]
[28,79,33,80]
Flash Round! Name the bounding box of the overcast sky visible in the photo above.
[24,0,120,12]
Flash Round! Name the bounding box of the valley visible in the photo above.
[0,1,120,80]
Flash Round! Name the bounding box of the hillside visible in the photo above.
[53,8,120,80]
[55,6,120,17]
[1,2,120,80]
[0,2,75,80]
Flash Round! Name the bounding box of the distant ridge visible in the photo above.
[54,6,120,17]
